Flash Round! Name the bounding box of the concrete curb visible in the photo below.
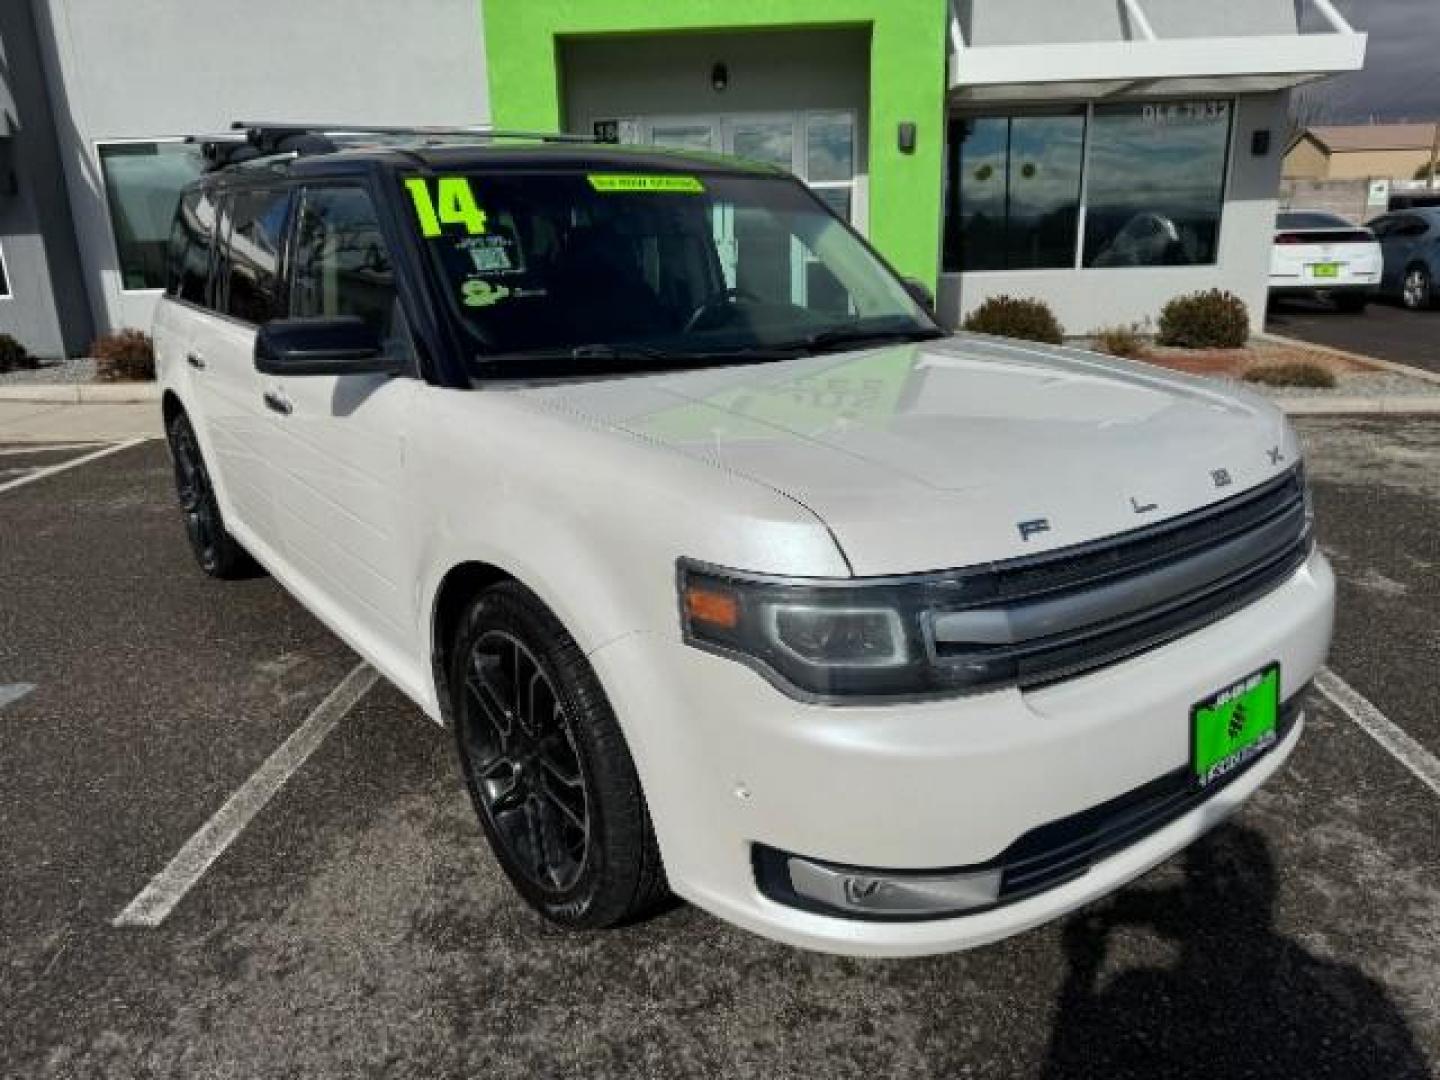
[0,382,160,403]
[1257,331,1440,388]
[1277,396,1440,415]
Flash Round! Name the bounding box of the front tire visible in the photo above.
[450,582,669,928]
[166,411,260,579]
[1402,265,1434,311]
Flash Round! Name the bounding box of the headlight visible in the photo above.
[677,560,1002,702]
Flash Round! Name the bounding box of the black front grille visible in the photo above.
[929,469,1311,689]
[998,691,1305,900]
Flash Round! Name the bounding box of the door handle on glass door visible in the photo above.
[262,389,292,416]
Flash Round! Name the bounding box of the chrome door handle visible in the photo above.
[186,352,206,370]
[262,389,292,416]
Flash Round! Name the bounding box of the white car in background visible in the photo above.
[1269,209,1381,312]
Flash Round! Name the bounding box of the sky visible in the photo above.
[1310,0,1440,122]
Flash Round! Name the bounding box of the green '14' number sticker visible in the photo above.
[405,176,488,237]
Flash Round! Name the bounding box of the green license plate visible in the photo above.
[1311,262,1340,278]
[1192,664,1280,787]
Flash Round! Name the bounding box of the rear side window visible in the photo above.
[222,187,293,324]
[167,187,216,306]
[289,186,397,339]
[1277,211,1351,230]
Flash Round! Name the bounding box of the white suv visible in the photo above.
[155,126,1334,957]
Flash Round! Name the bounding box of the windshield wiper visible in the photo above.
[475,342,797,372]
[793,324,947,354]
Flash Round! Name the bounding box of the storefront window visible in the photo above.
[98,142,206,290]
[1083,101,1232,268]
[945,100,1233,274]
[945,111,1086,273]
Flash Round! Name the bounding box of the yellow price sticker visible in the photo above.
[405,176,489,237]
[587,174,705,194]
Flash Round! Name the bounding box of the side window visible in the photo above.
[223,187,293,324]
[168,187,216,307]
[213,194,234,313]
[289,186,398,340]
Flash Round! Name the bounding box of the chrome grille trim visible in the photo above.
[926,469,1310,688]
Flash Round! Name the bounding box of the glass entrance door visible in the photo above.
[641,111,858,226]
[643,112,859,307]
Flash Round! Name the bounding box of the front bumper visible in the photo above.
[588,551,1334,957]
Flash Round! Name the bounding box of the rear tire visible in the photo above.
[450,581,669,929]
[166,411,261,580]
[1402,265,1434,311]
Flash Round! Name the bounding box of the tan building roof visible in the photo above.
[1307,123,1440,153]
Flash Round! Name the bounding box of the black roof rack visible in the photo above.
[190,121,588,172]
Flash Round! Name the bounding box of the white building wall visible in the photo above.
[939,91,1289,335]
[32,0,492,339]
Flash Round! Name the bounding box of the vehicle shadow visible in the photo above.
[1040,825,1430,1080]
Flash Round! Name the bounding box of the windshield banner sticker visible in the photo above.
[406,176,489,237]
[587,174,705,194]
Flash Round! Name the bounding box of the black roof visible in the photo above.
[203,136,786,184]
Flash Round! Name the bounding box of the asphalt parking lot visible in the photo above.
[1267,295,1440,375]
[3,424,1439,1079]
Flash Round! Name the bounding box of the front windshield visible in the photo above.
[401,169,937,371]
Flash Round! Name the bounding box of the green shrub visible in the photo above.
[1157,289,1249,349]
[1243,361,1337,389]
[1093,323,1148,359]
[962,296,1063,344]
[92,329,156,382]
[0,333,29,373]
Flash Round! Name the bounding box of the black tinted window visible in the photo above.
[168,187,216,306]
[290,186,396,338]
[1084,101,1232,267]
[223,187,292,323]
[1278,211,1351,230]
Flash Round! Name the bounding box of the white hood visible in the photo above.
[516,334,1298,576]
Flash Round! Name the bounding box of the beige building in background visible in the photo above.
[1285,122,1440,180]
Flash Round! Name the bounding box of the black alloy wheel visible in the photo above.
[462,628,591,893]
[451,582,669,928]
[166,412,258,579]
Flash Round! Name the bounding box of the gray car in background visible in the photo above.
[1367,207,1440,310]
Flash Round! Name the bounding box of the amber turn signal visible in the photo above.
[684,585,740,630]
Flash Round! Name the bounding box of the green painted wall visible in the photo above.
[483,0,947,286]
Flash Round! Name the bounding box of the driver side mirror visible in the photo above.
[902,277,936,315]
[254,316,400,377]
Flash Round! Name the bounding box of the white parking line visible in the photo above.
[0,683,36,710]
[1317,667,1440,799]
[113,662,379,928]
[0,442,107,456]
[0,437,151,496]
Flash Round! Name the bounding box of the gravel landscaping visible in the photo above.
[0,357,96,385]
[1080,337,1440,403]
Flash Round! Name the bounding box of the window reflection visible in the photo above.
[1083,101,1231,267]
[806,113,854,184]
[944,100,1233,273]
[99,142,206,290]
[945,111,1085,272]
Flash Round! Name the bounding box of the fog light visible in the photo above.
[786,856,1002,917]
